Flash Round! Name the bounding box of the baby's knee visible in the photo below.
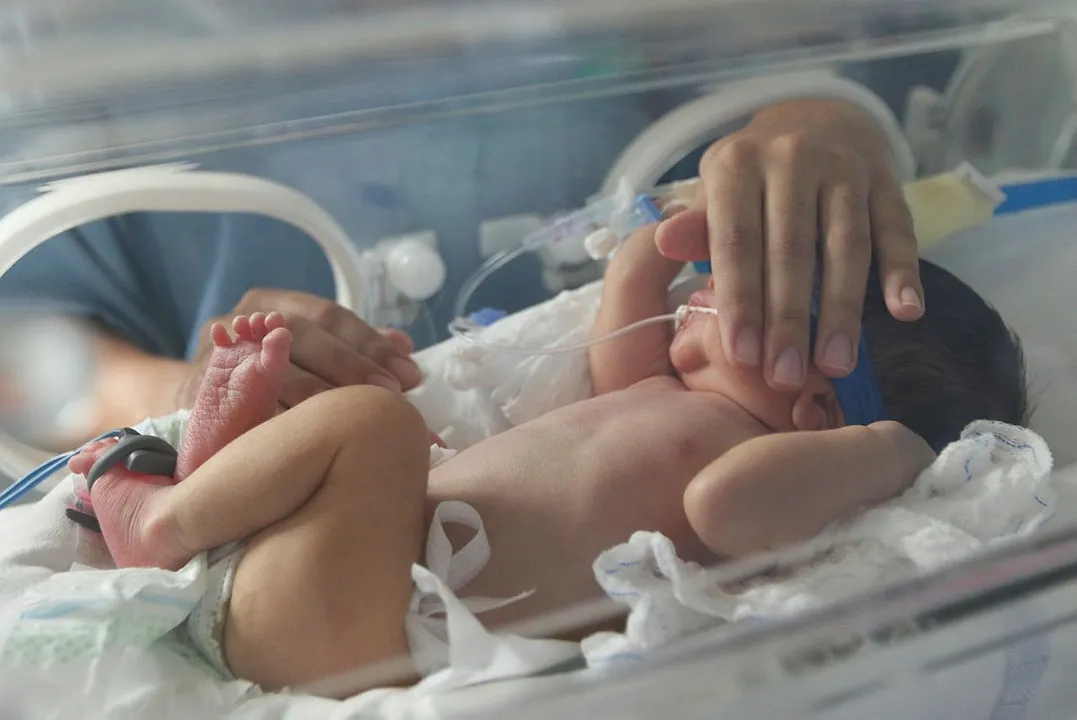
[307,386,429,451]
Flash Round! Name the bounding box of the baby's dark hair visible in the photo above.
[861,258,1030,451]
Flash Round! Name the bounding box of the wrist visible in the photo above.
[605,248,685,293]
[750,99,890,161]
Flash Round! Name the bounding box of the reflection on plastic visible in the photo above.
[0,312,95,447]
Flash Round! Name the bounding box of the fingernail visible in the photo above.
[369,374,401,392]
[900,286,923,312]
[388,356,422,386]
[822,334,853,372]
[733,328,761,366]
[773,348,804,387]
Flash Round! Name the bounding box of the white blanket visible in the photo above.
[583,421,1054,666]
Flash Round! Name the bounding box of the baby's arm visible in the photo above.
[589,223,687,394]
[684,422,936,558]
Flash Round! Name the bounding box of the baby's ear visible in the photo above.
[791,379,842,431]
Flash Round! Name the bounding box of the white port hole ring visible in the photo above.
[603,70,915,193]
[0,163,366,483]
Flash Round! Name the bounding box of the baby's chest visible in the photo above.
[583,392,741,481]
[554,397,736,544]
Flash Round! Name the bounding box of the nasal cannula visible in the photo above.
[447,304,718,356]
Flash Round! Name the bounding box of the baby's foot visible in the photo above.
[68,437,147,516]
[176,312,291,481]
[70,438,187,569]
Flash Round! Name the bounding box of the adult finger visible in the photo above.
[302,300,421,388]
[761,137,818,390]
[276,361,402,409]
[287,319,403,392]
[869,173,924,321]
[699,138,765,368]
[277,364,334,409]
[379,328,415,355]
[815,173,872,378]
[238,289,421,388]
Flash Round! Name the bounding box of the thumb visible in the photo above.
[654,207,709,262]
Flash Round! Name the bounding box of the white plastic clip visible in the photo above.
[584,226,620,260]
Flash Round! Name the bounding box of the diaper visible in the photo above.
[183,443,474,680]
[183,542,245,679]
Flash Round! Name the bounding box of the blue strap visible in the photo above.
[996,176,1077,216]
[808,316,887,428]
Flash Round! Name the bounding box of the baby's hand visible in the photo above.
[602,220,686,288]
[871,420,936,493]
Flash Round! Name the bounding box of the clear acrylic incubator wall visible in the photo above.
[4,1,1077,718]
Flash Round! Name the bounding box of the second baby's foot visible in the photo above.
[71,438,188,569]
[176,312,291,480]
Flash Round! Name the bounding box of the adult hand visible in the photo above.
[655,99,924,391]
[178,289,423,411]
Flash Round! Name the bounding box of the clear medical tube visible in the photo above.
[447,305,717,356]
[452,243,533,322]
[453,184,644,321]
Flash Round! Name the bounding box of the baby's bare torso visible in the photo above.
[426,376,765,627]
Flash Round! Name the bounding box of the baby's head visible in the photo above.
[670,259,1029,449]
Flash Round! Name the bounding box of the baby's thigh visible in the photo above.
[223,529,420,694]
[221,420,430,691]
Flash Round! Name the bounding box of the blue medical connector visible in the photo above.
[467,307,509,327]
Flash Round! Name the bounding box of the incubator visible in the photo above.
[3,0,1077,718]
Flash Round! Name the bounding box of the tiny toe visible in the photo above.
[264,311,286,331]
[249,312,268,339]
[260,327,293,376]
[232,315,253,340]
[68,438,118,475]
[68,453,93,475]
[210,323,233,348]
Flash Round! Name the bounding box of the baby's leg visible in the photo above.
[74,312,292,567]
[216,386,431,691]
[86,382,430,691]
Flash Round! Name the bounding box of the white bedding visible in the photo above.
[3,204,1077,718]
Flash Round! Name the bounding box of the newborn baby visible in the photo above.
[67,223,1027,695]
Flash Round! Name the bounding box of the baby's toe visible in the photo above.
[264,311,286,332]
[232,315,254,341]
[68,438,118,475]
[210,322,233,348]
[248,312,268,340]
